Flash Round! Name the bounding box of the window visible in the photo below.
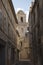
[27,27,29,31]
[25,33,27,37]
[16,30,20,37]
[20,41,22,47]
[21,17,23,22]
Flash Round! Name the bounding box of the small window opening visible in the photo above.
[21,17,23,22]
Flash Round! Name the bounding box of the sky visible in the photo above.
[12,0,33,22]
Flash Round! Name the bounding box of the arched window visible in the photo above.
[21,17,23,22]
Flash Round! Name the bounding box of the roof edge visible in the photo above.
[8,0,18,24]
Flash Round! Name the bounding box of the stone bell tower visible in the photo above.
[16,10,30,61]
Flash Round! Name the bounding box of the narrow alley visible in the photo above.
[0,0,43,65]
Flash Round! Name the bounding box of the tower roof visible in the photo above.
[17,10,26,15]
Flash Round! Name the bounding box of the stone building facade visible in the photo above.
[0,0,18,65]
[16,10,30,61]
[29,0,43,65]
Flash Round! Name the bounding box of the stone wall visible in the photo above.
[29,0,43,65]
[0,0,18,65]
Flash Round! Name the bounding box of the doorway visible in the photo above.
[0,44,5,65]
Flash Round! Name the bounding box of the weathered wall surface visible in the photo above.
[29,0,43,65]
[0,0,18,65]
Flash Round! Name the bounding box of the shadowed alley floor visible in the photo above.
[15,61,32,65]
